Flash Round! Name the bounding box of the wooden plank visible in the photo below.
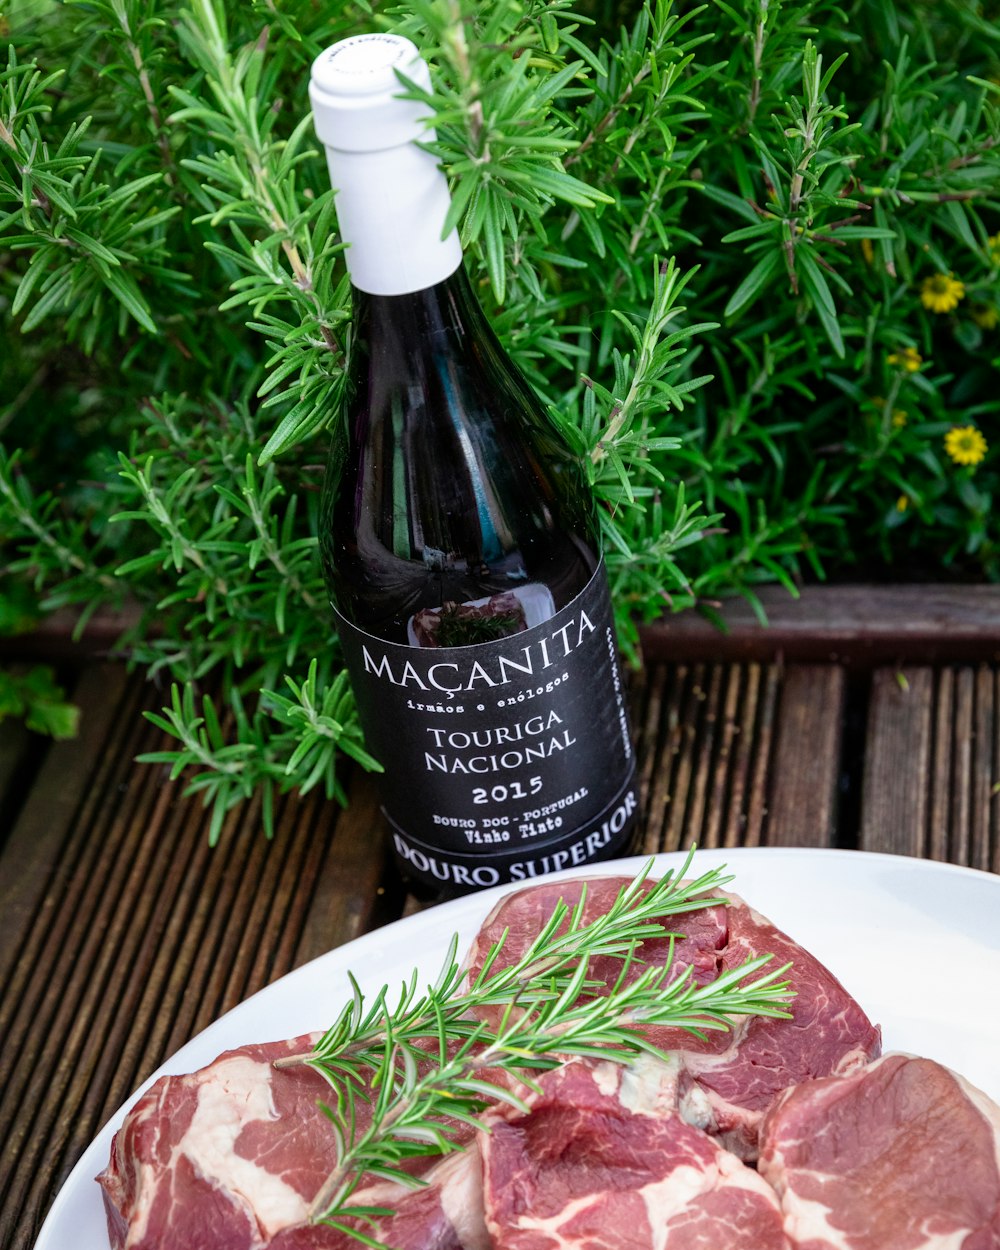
[158,791,271,1059]
[294,770,395,968]
[736,664,781,849]
[243,791,337,996]
[630,661,669,852]
[994,670,1000,876]
[674,664,726,850]
[0,696,195,1242]
[0,666,140,1105]
[640,585,1000,665]
[0,662,133,991]
[927,669,955,865]
[694,663,776,851]
[0,670,408,1250]
[633,662,781,854]
[5,646,997,1250]
[634,662,689,856]
[0,664,147,1248]
[764,665,846,848]
[659,663,708,853]
[13,584,1000,667]
[67,725,200,1141]
[950,669,975,866]
[971,667,997,874]
[865,664,999,871]
[92,777,217,1121]
[0,603,142,661]
[860,667,935,858]
[701,664,745,850]
[925,666,998,872]
[728,664,775,848]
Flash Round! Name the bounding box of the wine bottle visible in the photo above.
[309,33,637,897]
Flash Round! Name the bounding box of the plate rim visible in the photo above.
[33,845,1000,1249]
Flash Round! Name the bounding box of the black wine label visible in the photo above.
[334,564,637,893]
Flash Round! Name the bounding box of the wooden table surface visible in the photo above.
[2,584,999,1250]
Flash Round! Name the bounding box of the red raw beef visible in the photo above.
[481,1057,792,1250]
[96,1034,489,1250]
[465,876,881,1158]
[97,874,887,1250]
[758,1052,1000,1250]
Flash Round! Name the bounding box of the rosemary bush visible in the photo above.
[2,0,998,832]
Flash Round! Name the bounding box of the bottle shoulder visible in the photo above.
[320,268,600,639]
[345,275,588,490]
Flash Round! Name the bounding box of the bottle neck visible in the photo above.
[323,143,463,296]
[352,262,487,355]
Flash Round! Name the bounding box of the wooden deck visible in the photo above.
[2,584,999,1250]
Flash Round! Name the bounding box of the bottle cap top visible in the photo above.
[310,34,433,153]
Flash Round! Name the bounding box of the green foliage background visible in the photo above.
[1,0,998,835]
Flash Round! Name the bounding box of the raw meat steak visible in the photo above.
[97,1033,489,1250]
[758,1052,1000,1250]
[668,890,881,1158]
[465,875,881,1158]
[481,1057,792,1250]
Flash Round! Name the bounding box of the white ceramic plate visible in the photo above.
[34,847,1000,1250]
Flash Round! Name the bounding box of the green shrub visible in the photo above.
[1,0,997,832]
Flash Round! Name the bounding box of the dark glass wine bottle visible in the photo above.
[310,34,637,898]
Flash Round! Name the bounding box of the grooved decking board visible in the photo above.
[860,665,1000,870]
[859,667,935,858]
[0,671,386,1250]
[293,769,398,969]
[630,661,781,854]
[971,668,999,873]
[0,664,141,1247]
[764,665,846,848]
[0,663,134,993]
[3,649,999,1250]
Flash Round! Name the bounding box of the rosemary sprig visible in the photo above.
[287,855,795,1235]
[278,852,742,1074]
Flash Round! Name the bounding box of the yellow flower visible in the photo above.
[944,425,988,467]
[988,233,1000,266]
[887,346,922,372]
[896,495,909,512]
[970,304,999,330]
[868,396,908,427]
[919,272,965,314]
